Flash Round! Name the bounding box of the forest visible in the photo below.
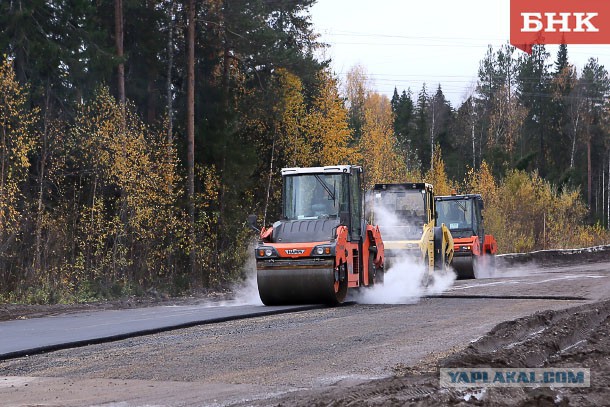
[0,1,609,303]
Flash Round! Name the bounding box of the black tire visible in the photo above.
[368,246,382,285]
[433,226,445,271]
[336,262,349,303]
[453,255,475,279]
[373,261,384,285]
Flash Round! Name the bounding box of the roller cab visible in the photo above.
[369,183,454,285]
[252,165,384,305]
[435,194,498,279]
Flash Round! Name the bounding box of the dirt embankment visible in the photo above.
[264,299,610,407]
[498,244,610,268]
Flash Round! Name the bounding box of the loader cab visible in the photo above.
[435,194,484,240]
[370,183,434,240]
[281,165,363,242]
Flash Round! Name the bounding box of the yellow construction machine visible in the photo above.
[369,183,453,281]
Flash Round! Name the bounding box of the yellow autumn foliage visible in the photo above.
[464,163,609,253]
[0,58,38,242]
[424,147,456,196]
[306,69,360,166]
[71,87,183,285]
[358,93,408,188]
[273,68,312,168]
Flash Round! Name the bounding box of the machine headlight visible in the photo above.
[256,246,278,258]
[312,245,334,257]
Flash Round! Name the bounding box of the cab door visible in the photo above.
[348,170,362,241]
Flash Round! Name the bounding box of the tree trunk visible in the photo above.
[537,50,545,177]
[570,114,579,168]
[471,122,475,169]
[587,137,593,215]
[264,135,276,227]
[114,0,125,107]
[539,111,545,176]
[217,0,230,264]
[146,1,157,123]
[166,0,175,146]
[430,102,435,170]
[34,85,52,279]
[165,0,176,273]
[146,80,156,123]
[603,157,605,225]
[186,0,197,278]
[0,118,6,237]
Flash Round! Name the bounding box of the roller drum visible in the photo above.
[257,259,346,305]
[452,255,476,279]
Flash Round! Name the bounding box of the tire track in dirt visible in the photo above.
[264,299,610,407]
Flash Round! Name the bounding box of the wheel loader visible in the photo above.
[249,165,384,305]
[435,193,497,279]
[369,183,453,282]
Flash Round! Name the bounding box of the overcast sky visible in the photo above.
[309,0,610,107]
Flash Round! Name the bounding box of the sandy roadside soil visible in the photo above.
[262,299,610,406]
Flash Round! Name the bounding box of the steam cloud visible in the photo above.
[354,201,456,304]
[230,202,458,307]
[226,240,263,306]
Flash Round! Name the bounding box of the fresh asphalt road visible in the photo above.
[1,254,608,361]
[0,302,319,359]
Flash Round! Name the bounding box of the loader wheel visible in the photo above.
[334,262,349,302]
[368,246,384,285]
[372,262,384,285]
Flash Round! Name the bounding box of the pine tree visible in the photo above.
[344,65,369,143]
[454,96,478,172]
[414,84,431,171]
[429,85,453,172]
[391,88,417,170]
[548,44,576,183]
[579,58,610,217]
[517,44,551,175]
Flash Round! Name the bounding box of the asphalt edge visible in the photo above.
[0,304,325,362]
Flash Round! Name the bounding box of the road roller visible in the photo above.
[369,183,454,284]
[249,165,384,305]
[435,193,498,279]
